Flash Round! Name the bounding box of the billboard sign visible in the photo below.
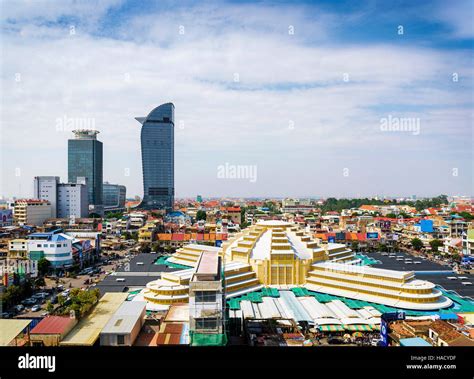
[366,232,379,239]
[380,318,389,346]
[0,209,13,227]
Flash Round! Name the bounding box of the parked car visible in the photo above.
[327,337,344,345]
[1,312,12,318]
[371,337,382,346]
[15,304,25,312]
[22,298,36,306]
[50,295,58,304]
[31,305,41,312]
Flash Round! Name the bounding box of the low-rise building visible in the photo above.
[60,293,128,346]
[138,221,159,243]
[8,239,28,259]
[27,230,74,268]
[129,212,147,228]
[428,320,474,346]
[281,199,314,214]
[30,316,78,346]
[100,301,146,346]
[462,229,474,257]
[189,251,225,345]
[13,199,53,226]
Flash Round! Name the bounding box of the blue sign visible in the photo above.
[366,232,379,239]
[328,236,336,243]
[420,220,434,233]
[380,311,406,346]
[380,319,389,347]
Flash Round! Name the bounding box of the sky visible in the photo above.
[0,0,473,199]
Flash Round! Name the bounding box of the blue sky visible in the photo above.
[1,0,473,199]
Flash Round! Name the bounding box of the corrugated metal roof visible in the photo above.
[101,301,146,334]
[31,316,76,335]
[60,293,128,346]
[0,319,32,346]
[279,290,313,322]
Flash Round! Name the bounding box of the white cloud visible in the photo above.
[1,1,472,199]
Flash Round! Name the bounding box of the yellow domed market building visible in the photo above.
[140,220,452,311]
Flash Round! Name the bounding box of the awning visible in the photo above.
[344,324,372,331]
[319,325,345,332]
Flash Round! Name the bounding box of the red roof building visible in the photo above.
[30,316,77,346]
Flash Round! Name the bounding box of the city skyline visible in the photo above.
[1,0,473,199]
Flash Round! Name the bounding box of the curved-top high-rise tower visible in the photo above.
[135,103,174,211]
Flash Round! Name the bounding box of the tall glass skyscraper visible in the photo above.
[135,103,174,211]
[103,182,127,209]
[68,130,103,211]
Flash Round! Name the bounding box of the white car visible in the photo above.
[371,338,382,346]
[31,305,41,312]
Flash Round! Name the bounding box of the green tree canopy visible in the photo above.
[411,238,423,251]
[196,210,207,221]
[429,239,443,253]
[38,258,51,276]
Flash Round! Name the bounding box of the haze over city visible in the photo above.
[1,0,473,199]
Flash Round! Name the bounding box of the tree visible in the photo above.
[34,277,46,288]
[196,210,207,221]
[451,252,461,262]
[458,212,474,221]
[351,241,359,252]
[46,300,54,314]
[1,285,22,308]
[140,244,151,254]
[57,294,66,307]
[376,243,387,252]
[105,211,123,220]
[429,239,443,253]
[59,288,100,319]
[38,258,51,276]
[411,238,423,251]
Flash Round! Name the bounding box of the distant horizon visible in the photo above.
[4,194,471,202]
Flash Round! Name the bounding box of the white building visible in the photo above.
[57,183,89,218]
[463,229,474,257]
[27,231,74,268]
[129,213,147,228]
[34,176,60,218]
[34,176,89,219]
[100,301,146,346]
